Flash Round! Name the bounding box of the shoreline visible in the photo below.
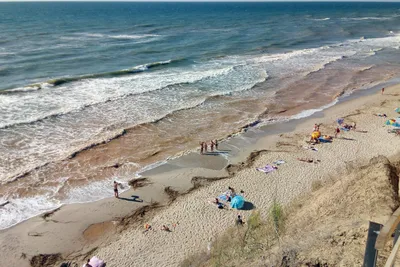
[0,82,399,266]
[1,71,399,231]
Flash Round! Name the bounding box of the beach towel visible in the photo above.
[318,137,332,143]
[256,164,276,173]
[340,127,350,131]
[86,256,105,267]
[218,194,229,201]
[303,146,318,151]
[273,160,285,165]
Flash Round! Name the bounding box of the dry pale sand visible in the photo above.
[93,86,400,266]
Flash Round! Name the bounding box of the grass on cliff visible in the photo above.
[180,200,286,267]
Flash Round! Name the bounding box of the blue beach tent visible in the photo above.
[230,195,245,209]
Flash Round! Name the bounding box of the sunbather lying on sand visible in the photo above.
[211,198,226,209]
[143,223,152,234]
[161,225,171,232]
[374,113,387,117]
[297,158,321,163]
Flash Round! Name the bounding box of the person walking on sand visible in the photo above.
[215,139,218,150]
[200,141,204,154]
[381,87,385,95]
[113,181,121,198]
[210,140,214,152]
[204,142,208,153]
[335,127,340,138]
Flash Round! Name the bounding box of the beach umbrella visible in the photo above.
[230,195,245,209]
[386,119,396,125]
[87,256,105,267]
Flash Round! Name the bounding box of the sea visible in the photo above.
[1,1,400,230]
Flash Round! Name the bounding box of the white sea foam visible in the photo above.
[109,34,160,39]
[0,52,16,56]
[0,177,133,230]
[290,99,339,120]
[343,16,393,21]
[0,195,61,230]
[311,17,330,21]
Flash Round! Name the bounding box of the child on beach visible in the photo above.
[335,127,340,138]
[236,215,244,226]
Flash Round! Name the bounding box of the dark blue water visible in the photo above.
[1,2,400,230]
[1,2,400,90]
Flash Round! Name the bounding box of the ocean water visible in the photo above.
[1,2,400,229]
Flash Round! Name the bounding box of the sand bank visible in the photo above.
[0,84,399,267]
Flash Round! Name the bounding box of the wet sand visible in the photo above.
[0,84,399,267]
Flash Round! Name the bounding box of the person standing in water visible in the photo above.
[381,87,385,95]
[113,181,121,198]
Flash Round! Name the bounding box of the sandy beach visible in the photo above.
[0,84,399,267]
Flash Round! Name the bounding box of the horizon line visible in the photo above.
[1,0,400,2]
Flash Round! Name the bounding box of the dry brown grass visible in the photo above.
[180,207,286,267]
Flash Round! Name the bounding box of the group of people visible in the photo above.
[310,121,356,141]
[335,121,356,137]
[200,140,218,154]
[212,186,244,209]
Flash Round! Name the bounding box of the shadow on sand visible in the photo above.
[240,201,255,211]
[118,195,144,202]
[340,137,356,141]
